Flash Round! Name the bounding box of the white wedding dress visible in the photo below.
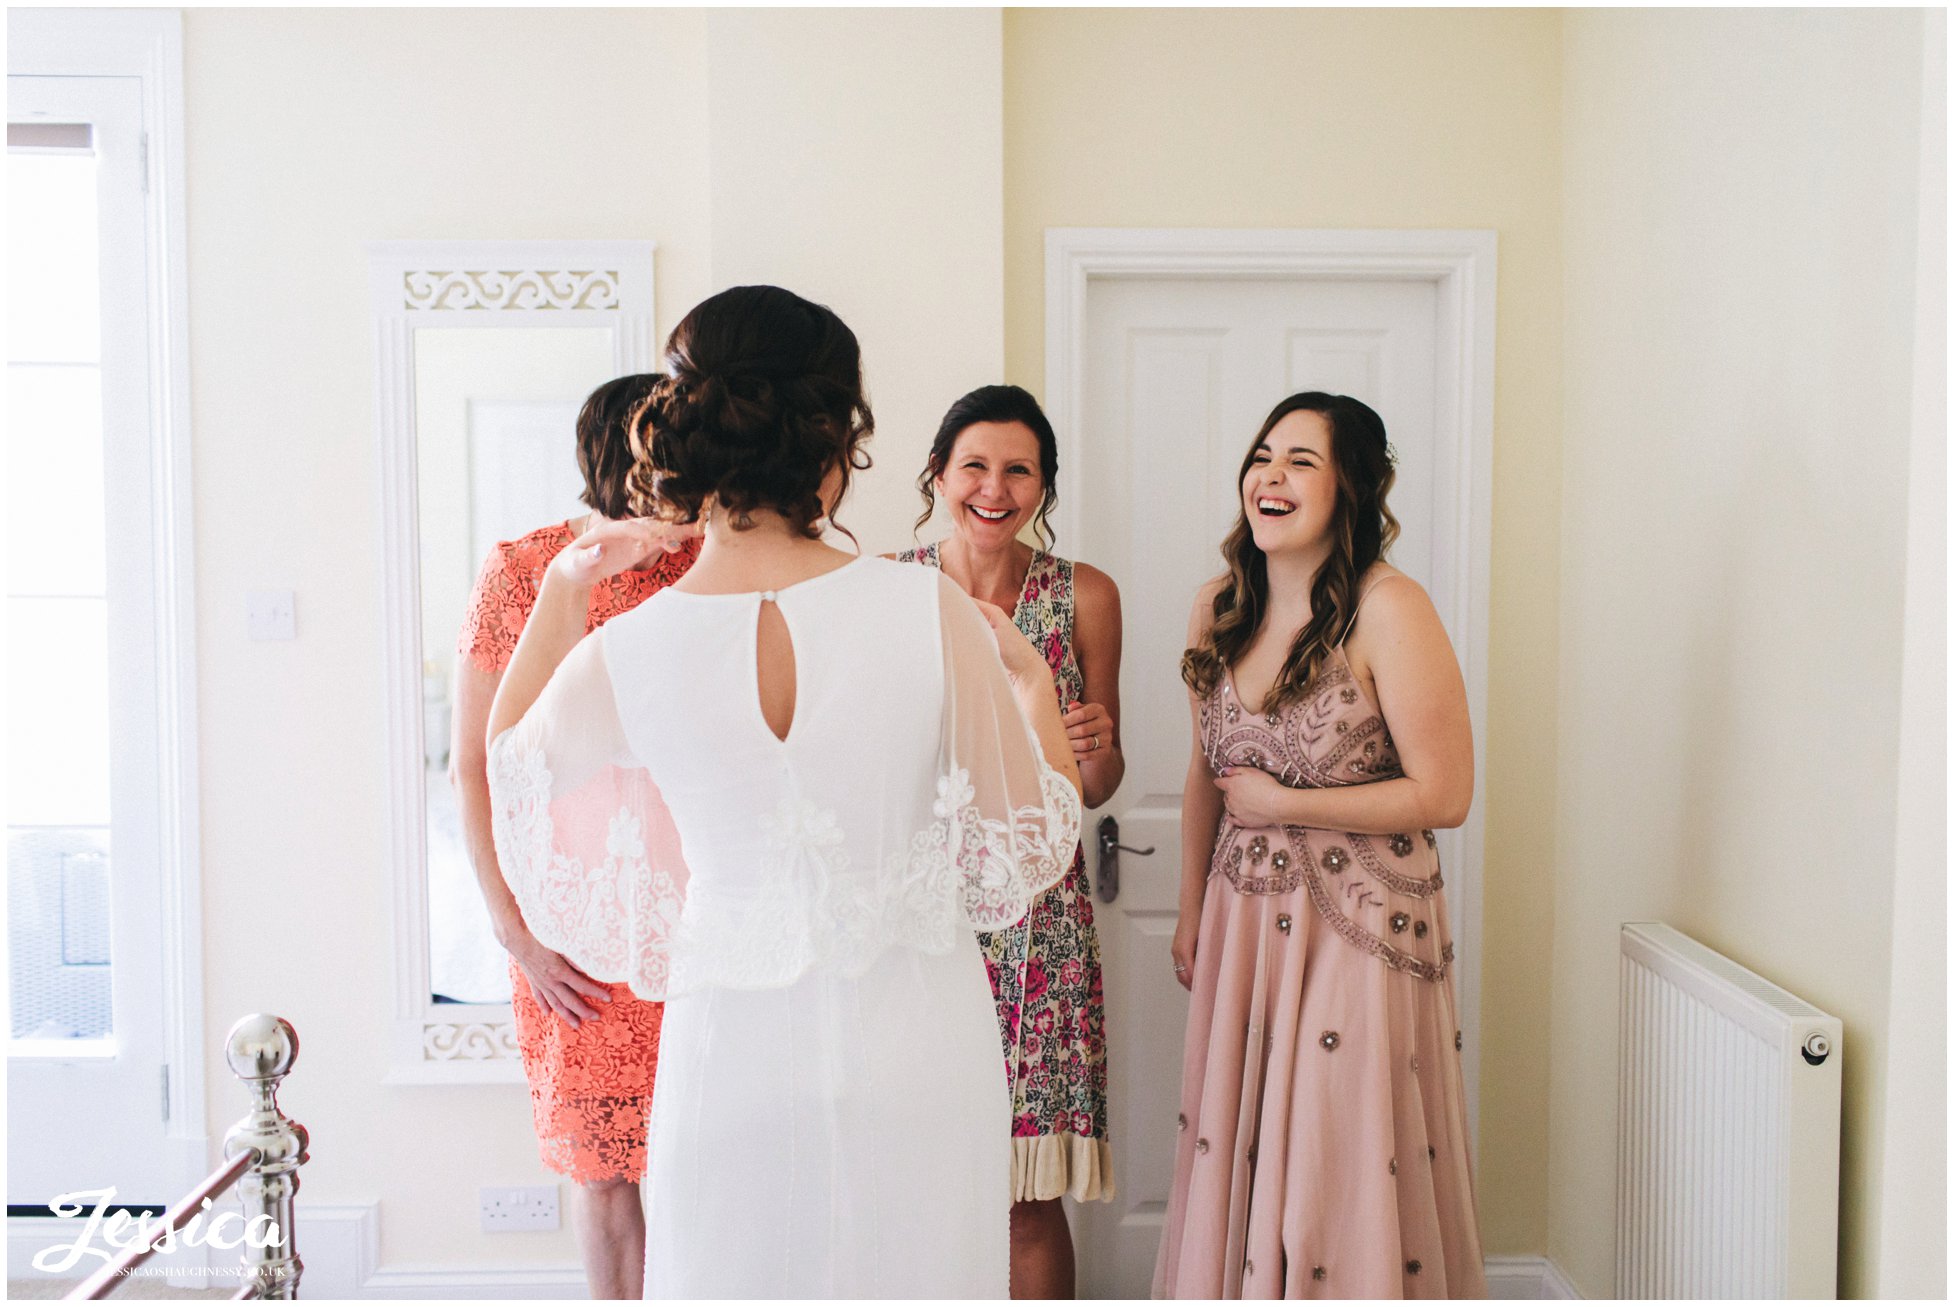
[487,557,1082,1298]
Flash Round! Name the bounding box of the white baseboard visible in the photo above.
[1486,1254,1581,1299]
[302,1202,587,1300]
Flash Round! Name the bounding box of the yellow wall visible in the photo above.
[1875,17,1946,1298]
[704,8,1005,546]
[1553,9,1934,1297]
[1002,7,1566,1255]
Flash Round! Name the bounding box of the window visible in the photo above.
[8,10,199,1206]
[8,122,116,1046]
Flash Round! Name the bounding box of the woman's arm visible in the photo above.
[487,519,695,743]
[454,659,615,1026]
[1213,576,1473,834]
[1170,583,1226,991]
[1065,563,1126,809]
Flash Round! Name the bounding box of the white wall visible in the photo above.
[183,7,711,1274]
[1552,10,1936,1297]
[181,6,1003,1278]
[1872,12,1947,1298]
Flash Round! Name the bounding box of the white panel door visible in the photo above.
[467,398,587,567]
[1069,276,1440,1297]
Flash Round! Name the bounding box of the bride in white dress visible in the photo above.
[485,285,1084,1298]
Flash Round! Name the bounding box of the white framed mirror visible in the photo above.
[372,240,655,1083]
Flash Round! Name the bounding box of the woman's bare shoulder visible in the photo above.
[1347,564,1444,651]
[1070,560,1121,613]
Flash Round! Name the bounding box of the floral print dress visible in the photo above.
[896,543,1114,1203]
[457,519,698,1185]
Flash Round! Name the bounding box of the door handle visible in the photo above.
[1095,815,1156,904]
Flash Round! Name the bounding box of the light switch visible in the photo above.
[246,589,296,641]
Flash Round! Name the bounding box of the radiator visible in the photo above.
[1616,923,1844,1299]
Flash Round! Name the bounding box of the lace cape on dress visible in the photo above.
[486,567,1083,1001]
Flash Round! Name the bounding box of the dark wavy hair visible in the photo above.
[575,373,658,520]
[626,285,874,540]
[1180,392,1400,713]
[913,384,1060,548]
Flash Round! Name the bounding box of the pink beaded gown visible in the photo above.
[1152,647,1486,1300]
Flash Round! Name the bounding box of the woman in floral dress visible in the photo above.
[451,374,698,1299]
[1155,392,1485,1298]
[894,384,1120,1299]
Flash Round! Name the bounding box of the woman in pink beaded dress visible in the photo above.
[1154,392,1486,1299]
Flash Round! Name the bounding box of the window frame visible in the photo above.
[9,8,203,1185]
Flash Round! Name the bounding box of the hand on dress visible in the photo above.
[550,517,703,589]
[1213,765,1290,828]
[1063,700,1116,760]
[971,598,1050,688]
[499,916,614,1028]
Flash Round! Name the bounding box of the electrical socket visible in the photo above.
[479,1184,559,1233]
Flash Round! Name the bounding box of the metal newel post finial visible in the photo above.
[221,1015,308,1300]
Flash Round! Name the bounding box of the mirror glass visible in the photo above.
[415,324,617,1005]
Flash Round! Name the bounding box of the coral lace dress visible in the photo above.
[1152,647,1486,1299]
[457,521,697,1184]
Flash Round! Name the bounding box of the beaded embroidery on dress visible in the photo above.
[1154,636,1485,1298]
[1200,651,1453,982]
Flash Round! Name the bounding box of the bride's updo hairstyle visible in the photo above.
[627,285,874,540]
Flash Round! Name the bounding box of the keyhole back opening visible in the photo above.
[755,596,799,744]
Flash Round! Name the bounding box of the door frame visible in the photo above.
[8,8,206,1204]
[1044,227,1496,1142]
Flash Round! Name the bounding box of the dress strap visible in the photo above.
[1336,572,1397,648]
[1052,556,1075,644]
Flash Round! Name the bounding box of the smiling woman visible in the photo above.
[893,384,1123,1300]
[1157,391,1483,1299]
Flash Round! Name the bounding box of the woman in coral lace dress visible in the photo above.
[1154,392,1486,1299]
[893,384,1119,1299]
[451,374,698,1299]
